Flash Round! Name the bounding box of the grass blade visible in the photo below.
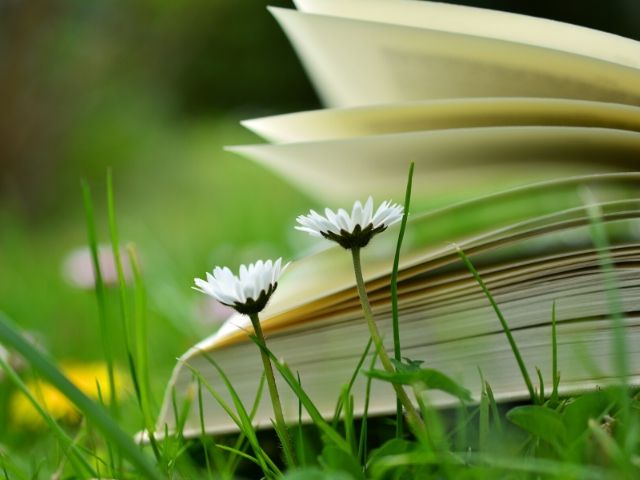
[332,337,372,426]
[105,170,142,437]
[190,357,281,478]
[583,194,628,381]
[391,161,414,439]
[296,371,307,467]
[479,383,489,451]
[106,169,131,351]
[0,312,163,480]
[197,378,214,479]
[535,367,544,403]
[0,358,98,478]
[456,246,536,403]
[249,335,352,453]
[214,444,262,467]
[358,348,378,465]
[341,389,356,455]
[81,180,118,414]
[550,300,560,404]
[485,382,502,435]
[227,373,266,475]
[126,244,161,461]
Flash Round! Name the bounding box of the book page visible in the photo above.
[242,98,640,143]
[190,174,640,350]
[294,0,640,70]
[228,126,640,202]
[160,255,640,434]
[154,175,640,435]
[271,8,640,107]
[165,321,640,435]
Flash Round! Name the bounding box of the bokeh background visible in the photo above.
[2,0,640,437]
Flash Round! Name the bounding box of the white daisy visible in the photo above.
[193,258,289,315]
[295,196,404,249]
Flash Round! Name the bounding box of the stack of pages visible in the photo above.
[155,0,640,436]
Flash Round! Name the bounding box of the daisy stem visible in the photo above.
[249,312,297,467]
[350,247,427,436]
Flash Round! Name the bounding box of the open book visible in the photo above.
[154,1,640,436]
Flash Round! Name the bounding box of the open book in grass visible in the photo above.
[155,174,640,436]
[154,1,640,437]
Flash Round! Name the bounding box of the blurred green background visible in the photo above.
[2,0,640,432]
[0,0,322,384]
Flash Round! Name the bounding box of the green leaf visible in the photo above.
[507,405,567,446]
[562,391,611,442]
[390,357,424,372]
[319,445,364,480]
[367,439,415,467]
[364,368,472,402]
[283,467,354,480]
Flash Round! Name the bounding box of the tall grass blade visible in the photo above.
[535,367,544,403]
[583,194,628,381]
[340,388,356,455]
[105,169,143,435]
[414,390,447,452]
[583,191,634,453]
[391,161,414,439]
[358,348,378,464]
[189,358,281,478]
[587,419,634,475]
[296,371,307,467]
[214,444,262,467]
[456,246,536,403]
[485,382,502,435]
[550,300,560,404]
[1,456,8,480]
[272,418,297,470]
[106,169,131,350]
[228,373,266,475]
[197,378,214,479]
[332,337,372,427]
[0,312,163,480]
[126,244,161,461]
[0,357,97,479]
[583,192,631,441]
[454,401,469,452]
[249,335,352,453]
[95,379,118,476]
[173,385,194,443]
[479,382,489,452]
[80,179,118,414]
[52,421,94,480]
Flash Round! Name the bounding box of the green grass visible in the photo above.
[1,130,639,478]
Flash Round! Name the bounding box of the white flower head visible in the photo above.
[193,258,289,315]
[296,196,404,249]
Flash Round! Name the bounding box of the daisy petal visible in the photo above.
[193,257,288,314]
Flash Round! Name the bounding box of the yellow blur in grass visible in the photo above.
[10,362,127,429]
